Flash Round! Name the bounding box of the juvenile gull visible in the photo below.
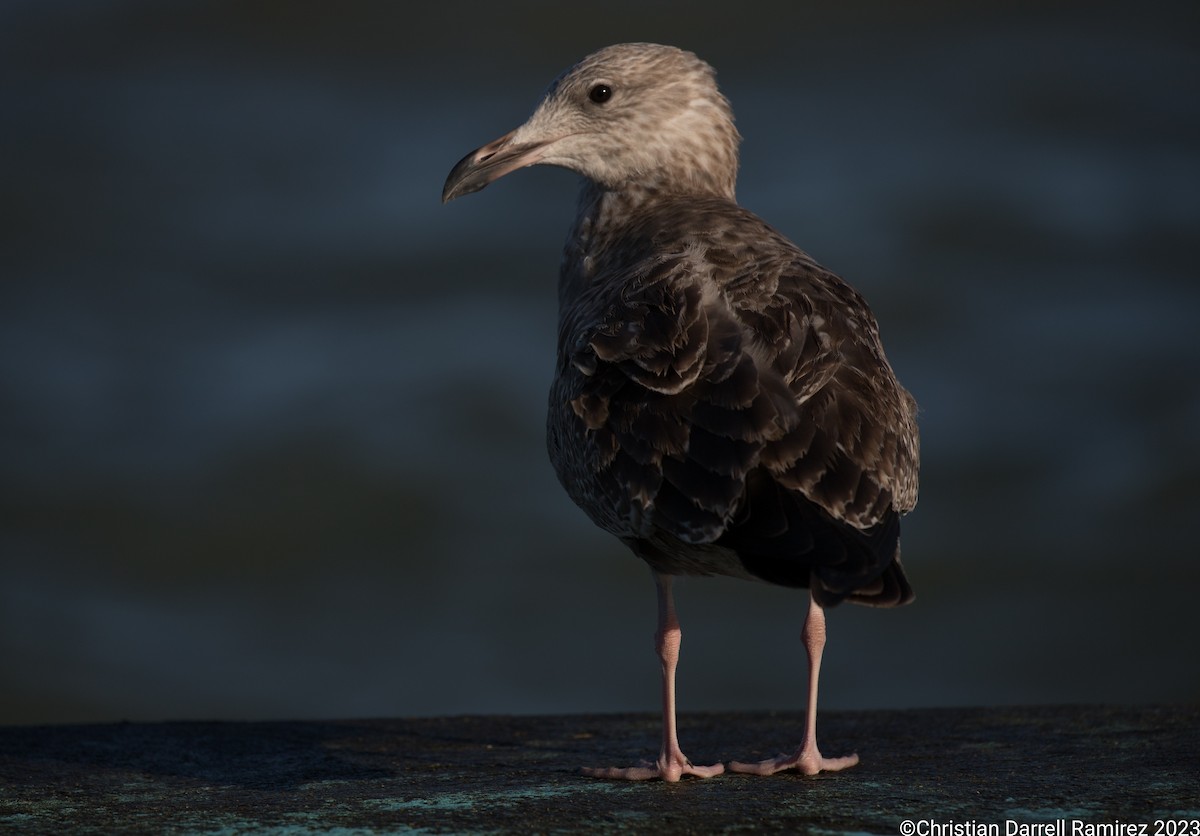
[443,43,919,782]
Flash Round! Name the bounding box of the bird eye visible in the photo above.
[588,84,613,104]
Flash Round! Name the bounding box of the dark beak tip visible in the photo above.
[441,131,540,205]
[440,178,464,205]
[441,176,485,204]
[441,147,491,204]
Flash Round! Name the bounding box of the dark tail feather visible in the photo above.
[814,550,914,608]
[720,469,914,608]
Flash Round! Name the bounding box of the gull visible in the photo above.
[443,43,919,782]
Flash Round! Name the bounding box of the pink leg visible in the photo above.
[728,594,859,776]
[582,573,724,782]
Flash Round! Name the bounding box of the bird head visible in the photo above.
[442,43,741,203]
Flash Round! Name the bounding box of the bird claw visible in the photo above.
[727,747,859,776]
[582,755,725,782]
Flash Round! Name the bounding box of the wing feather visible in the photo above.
[548,198,919,604]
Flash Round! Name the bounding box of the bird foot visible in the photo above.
[727,746,858,776]
[582,754,725,782]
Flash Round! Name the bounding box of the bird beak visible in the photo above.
[442,130,548,203]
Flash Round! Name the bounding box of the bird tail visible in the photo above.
[813,549,914,608]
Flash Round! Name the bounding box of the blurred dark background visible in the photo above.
[2,0,1197,725]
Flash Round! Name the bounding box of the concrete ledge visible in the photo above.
[2,705,1197,833]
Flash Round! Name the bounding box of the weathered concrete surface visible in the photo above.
[1,706,1197,833]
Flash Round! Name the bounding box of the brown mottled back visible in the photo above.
[549,184,918,606]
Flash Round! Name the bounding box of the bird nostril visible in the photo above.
[477,151,495,164]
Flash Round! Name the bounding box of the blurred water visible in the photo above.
[2,1,1198,724]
